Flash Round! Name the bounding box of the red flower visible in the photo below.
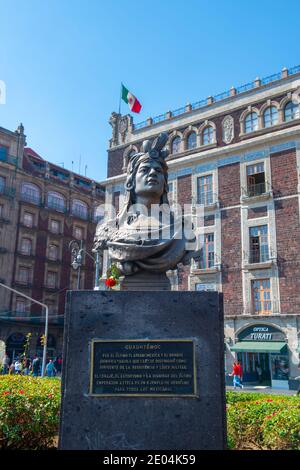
[19,390,25,394]
[48,393,53,398]
[3,391,10,396]
[105,278,117,288]
[266,399,273,402]
[255,401,260,404]
[266,415,272,419]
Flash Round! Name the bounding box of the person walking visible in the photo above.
[45,359,56,378]
[31,355,41,377]
[14,358,23,375]
[23,357,31,376]
[229,361,244,390]
[2,353,10,374]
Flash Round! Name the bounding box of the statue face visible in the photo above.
[134,159,165,200]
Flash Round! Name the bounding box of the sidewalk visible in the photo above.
[226,385,297,396]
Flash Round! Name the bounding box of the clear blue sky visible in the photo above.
[0,0,300,181]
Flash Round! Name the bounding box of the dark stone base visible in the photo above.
[121,271,171,291]
[59,291,226,450]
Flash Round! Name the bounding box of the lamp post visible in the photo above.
[69,240,101,290]
[0,282,48,377]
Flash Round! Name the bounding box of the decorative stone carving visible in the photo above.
[109,113,133,147]
[222,115,234,144]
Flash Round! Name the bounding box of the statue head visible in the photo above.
[124,132,170,208]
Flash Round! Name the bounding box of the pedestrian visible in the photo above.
[8,362,15,375]
[229,361,244,390]
[255,363,263,384]
[45,359,56,378]
[23,356,31,376]
[237,361,243,385]
[14,358,23,375]
[54,356,62,376]
[295,363,300,396]
[31,355,41,377]
[2,353,10,374]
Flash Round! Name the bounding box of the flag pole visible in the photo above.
[118,83,122,115]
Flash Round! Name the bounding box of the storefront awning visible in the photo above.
[231,341,287,354]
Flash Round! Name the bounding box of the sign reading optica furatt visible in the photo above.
[238,324,286,342]
[90,339,196,397]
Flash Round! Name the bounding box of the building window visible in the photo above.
[47,191,65,212]
[46,271,58,289]
[50,219,61,234]
[94,205,105,224]
[202,126,214,145]
[249,225,269,263]
[72,199,88,219]
[197,174,213,205]
[74,226,84,240]
[23,212,34,228]
[21,182,41,204]
[48,244,59,261]
[244,112,258,133]
[171,136,181,154]
[17,267,30,284]
[16,297,26,313]
[187,132,197,150]
[284,101,300,121]
[199,233,214,269]
[252,279,271,314]
[246,162,266,196]
[263,106,278,128]
[20,238,32,255]
[0,175,6,193]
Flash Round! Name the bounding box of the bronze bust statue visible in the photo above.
[94,132,196,281]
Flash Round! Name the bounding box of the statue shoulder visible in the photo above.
[94,219,118,250]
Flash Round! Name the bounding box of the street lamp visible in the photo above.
[69,240,101,290]
[0,282,48,377]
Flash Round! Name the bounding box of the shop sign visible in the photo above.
[238,324,286,342]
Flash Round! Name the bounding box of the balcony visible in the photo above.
[71,207,89,220]
[0,185,16,199]
[243,248,276,269]
[20,191,41,205]
[191,253,221,274]
[243,300,280,315]
[46,201,67,213]
[0,151,18,166]
[197,191,219,210]
[241,181,272,202]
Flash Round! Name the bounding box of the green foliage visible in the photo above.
[226,392,300,450]
[0,378,299,450]
[0,375,60,449]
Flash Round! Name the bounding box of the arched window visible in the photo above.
[171,136,181,154]
[94,205,105,224]
[202,126,214,145]
[244,112,258,133]
[20,238,32,255]
[72,199,88,219]
[47,191,65,212]
[48,244,59,261]
[21,182,41,204]
[284,101,299,121]
[187,132,197,150]
[263,106,278,128]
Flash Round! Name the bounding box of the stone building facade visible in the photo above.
[103,65,300,389]
[0,125,105,360]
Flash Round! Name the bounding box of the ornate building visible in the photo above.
[0,125,105,360]
[103,65,300,389]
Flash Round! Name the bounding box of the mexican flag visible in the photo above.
[121,84,142,113]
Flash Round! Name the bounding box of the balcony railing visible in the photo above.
[71,207,88,220]
[197,191,218,207]
[244,300,280,315]
[47,201,67,213]
[244,248,276,265]
[0,152,18,166]
[0,185,16,199]
[20,191,41,205]
[193,253,221,271]
[243,181,271,198]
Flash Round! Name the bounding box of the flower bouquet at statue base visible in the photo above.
[105,264,121,290]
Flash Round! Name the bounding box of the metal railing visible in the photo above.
[244,247,276,264]
[20,191,41,205]
[133,63,300,130]
[243,300,280,315]
[47,201,67,213]
[71,207,88,220]
[0,185,16,198]
[197,191,218,206]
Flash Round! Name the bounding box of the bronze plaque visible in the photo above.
[90,339,197,397]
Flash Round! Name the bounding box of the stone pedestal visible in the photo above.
[121,271,171,291]
[59,290,226,450]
